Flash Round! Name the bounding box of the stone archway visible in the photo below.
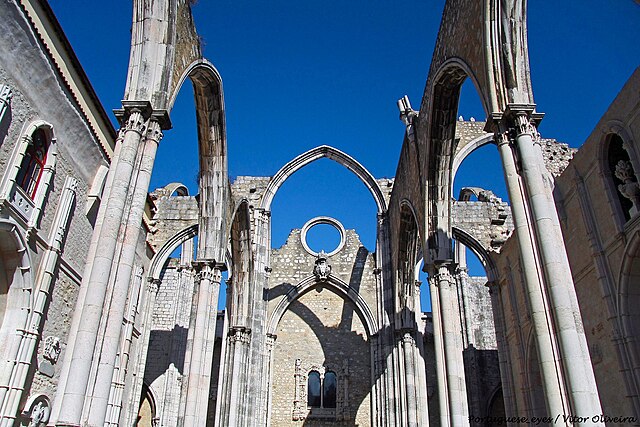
[261,145,387,214]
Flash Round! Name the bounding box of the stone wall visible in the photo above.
[267,227,377,425]
[0,1,114,422]
[271,290,371,426]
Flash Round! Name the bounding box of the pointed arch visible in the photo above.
[451,226,498,282]
[260,145,387,214]
[267,274,377,337]
[170,58,229,262]
[148,224,198,281]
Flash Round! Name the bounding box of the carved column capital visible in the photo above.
[122,110,147,136]
[400,329,415,345]
[192,260,222,283]
[266,333,277,349]
[228,326,251,344]
[145,119,164,144]
[431,263,456,288]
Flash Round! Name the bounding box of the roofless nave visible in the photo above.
[0,0,639,426]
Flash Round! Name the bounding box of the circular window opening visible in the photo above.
[300,216,346,257]
[305,223,341,254]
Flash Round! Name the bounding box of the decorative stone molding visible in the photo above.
[615,160,640,216]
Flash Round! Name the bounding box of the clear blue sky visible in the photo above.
[49,1,640,309]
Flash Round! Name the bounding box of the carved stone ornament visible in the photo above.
[43,336,61,364]
[23,395,50,427]
[615,160,640,215]
[313,251,331,281]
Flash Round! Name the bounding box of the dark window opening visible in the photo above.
[307,370,337,409]
[323,371,337,408]
[16,128,49,198]
[307,371,321,407]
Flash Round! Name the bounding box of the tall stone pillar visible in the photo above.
[122,277,160,427]
[55,107,148,427]
[432,263,469,427]
[263,333,277,427]
[401,330,419,426]
[84,117,162,427]
[221,326,251,426]
[429,275,450,427]
[182,261,221,427]
[493,122,569,418]
[104,265,145,427]
[504,105,603,420]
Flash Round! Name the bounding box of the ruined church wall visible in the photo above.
[267,227,377,425]
[271,289,371,426]
[493,69,640,419]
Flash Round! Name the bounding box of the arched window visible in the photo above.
[307,371,321,407]
[16,128,49,199]
[323,371,337,408]
[0,121,57,229]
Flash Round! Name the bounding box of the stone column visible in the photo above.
[224,327,251,426]
[245,210,270,426]
[84,117,162,427]
[263,334,276,427]
[56,108,148,426]
[104,265,144,427]
[454,244,470,348]
[182,262,221,427]
[401,330,419,426]
[432,263,469,427]
[122,278,160,427]
[429,275,450,427]
[0,177,76,427]
[506,105,604,420]
[493,125,568,418]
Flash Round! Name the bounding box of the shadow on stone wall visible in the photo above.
[144,325,188,385]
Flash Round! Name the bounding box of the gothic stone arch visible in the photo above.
[260,145,387,214]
